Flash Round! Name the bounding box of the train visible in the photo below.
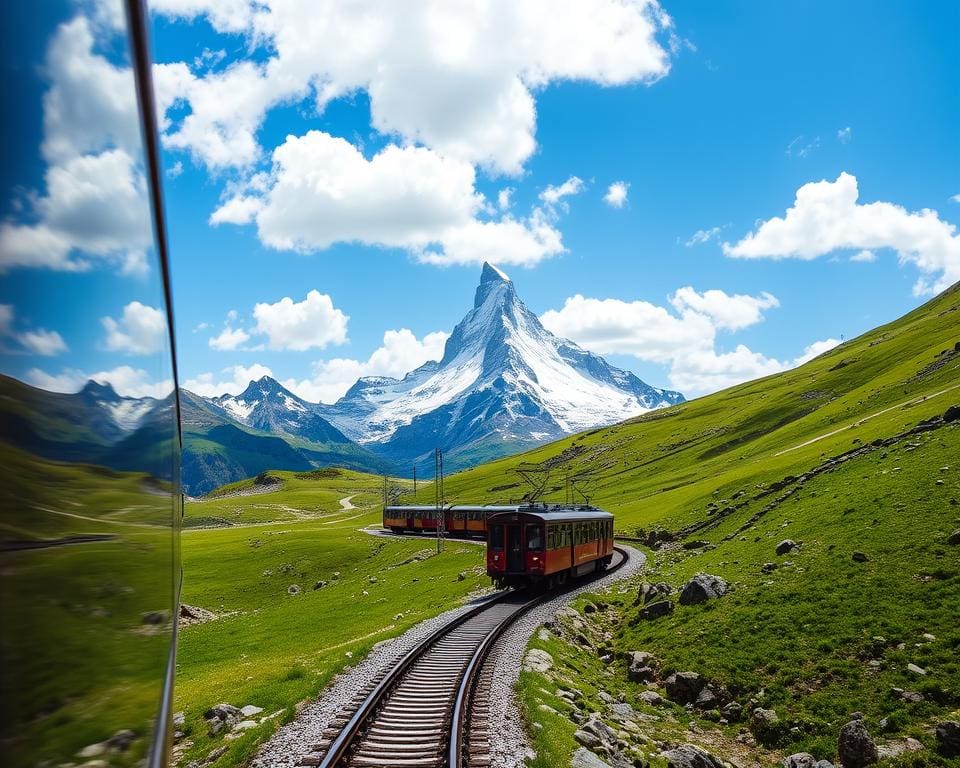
[382,504,520,536]
[382,503,615,588]
[486,506,614,589]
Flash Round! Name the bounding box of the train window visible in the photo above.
[489,524,504,550]
[526,524,544,551]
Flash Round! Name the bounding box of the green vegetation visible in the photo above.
[412,283,960,766]
[173,468,489,767]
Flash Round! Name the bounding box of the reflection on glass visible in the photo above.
[0,3,180,768]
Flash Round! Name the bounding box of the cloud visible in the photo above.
[951,194,960,204]
[252,290,349,351]
[19,329,69,356]
[213,131,569,267]
[0,304,69,356]
[540,287,837,395]
[497,188,513,211]
[26,365,173,398]
[208,326,251,351]
[684,225,724,247]
[541,176,584,205]
[837,126,852,144]
[166,160,183,179]
[183,363,275,397]
[850,249,876,263]
[0,16,152,276]
[153,0,674,175]
[102,301,167,355]
[604,181,629,209]
[283,328,449,404]
[669,286,779,331]
[723,172,960,295]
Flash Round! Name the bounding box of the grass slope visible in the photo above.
[405,283,960,766]
[173,468,490,767]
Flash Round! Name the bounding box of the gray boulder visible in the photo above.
[574,730,603,749]
[751,708,783,746]
[783,754,817,768]
[661,744,725,768]
[935,721,960,757]
[695,686,721,710]
[776,539,798,555]
[838,719,878,768]
[572,748,612,768]
[636,582,673,605]
[639,600,674,620]
[947,529,960,546]
[665,672,704,704]
[721,701,743,721]
[639,690,664,706]
[679,574,730,605]
[106,730,136,752]
[851,551,869,563]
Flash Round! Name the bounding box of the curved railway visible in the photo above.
[300,546,629,768]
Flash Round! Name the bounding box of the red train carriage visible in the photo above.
[486,506,614,589]
[382,505,519,536]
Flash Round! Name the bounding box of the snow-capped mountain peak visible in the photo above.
[318,262,684,469]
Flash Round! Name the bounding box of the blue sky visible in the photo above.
[1,0,958,402]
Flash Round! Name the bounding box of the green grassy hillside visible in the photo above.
[402,283,960,767]
[411,283,960,534]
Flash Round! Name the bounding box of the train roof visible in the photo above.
[487,507,613,523]
[384,505,521,513]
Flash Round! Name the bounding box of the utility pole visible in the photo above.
[413,465,417,495]
[434,448,445,553]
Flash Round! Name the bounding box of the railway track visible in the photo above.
[301,546,629,768]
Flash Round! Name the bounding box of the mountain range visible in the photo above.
[0,263,683,495]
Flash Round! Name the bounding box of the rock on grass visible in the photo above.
[838,718,878,768]
[661,743,725,768]
[935,721,960,758]
[678,573,730,605]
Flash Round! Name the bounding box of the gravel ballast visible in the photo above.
[249,544,644,768]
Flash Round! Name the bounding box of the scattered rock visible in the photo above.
[172,712,186,729]
[906,663,927,676]
[627,651,657,682]
[678,574,730,605]
[608,701,634,719]
[851,552,869,563]
[783,753,817,768]
[721,701,743,721]
[761,562,778,574]
[574,730,603,749]
[141,610,168,625]
[683,540,710,550]
[695,686,721,710]
[665,672,704,705]
[776,539,798,556]
[106,730,136,752]
[943,405,960,423]
[523,648,554,674]
[232,720,258,731]
[239,705,263,717]
[891,688,924,703]
[312,580,328,590]
[838,718,878,768]
[876,738,924,759]
[572,747,613,768]
[947,529,960,546]
[203,703,242,737]
[287,584,301,595]
[636,582,673,605]
[368,576,378,584]
[639,600,674,620]
[751,708,783,746]
[935,721,960,757]
[179,604,217,626]
[638,690,663,706]
[661,743,725,768]
[76,743,106,759]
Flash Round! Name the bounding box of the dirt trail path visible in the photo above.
[775,382,960,457]
[339,495,356,510]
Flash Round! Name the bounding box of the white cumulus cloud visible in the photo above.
[102,301,167,355]
[723,173,960,295]
[604,181,629,209]
[213,131,569,267]
[541,287,838,395]
[208,326,251,351]
[153,0,674,174]
[253,290,349,351]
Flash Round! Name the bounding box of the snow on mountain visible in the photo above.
[78,380,157,435]
[209,376,351,445]
[320,262,684,468]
